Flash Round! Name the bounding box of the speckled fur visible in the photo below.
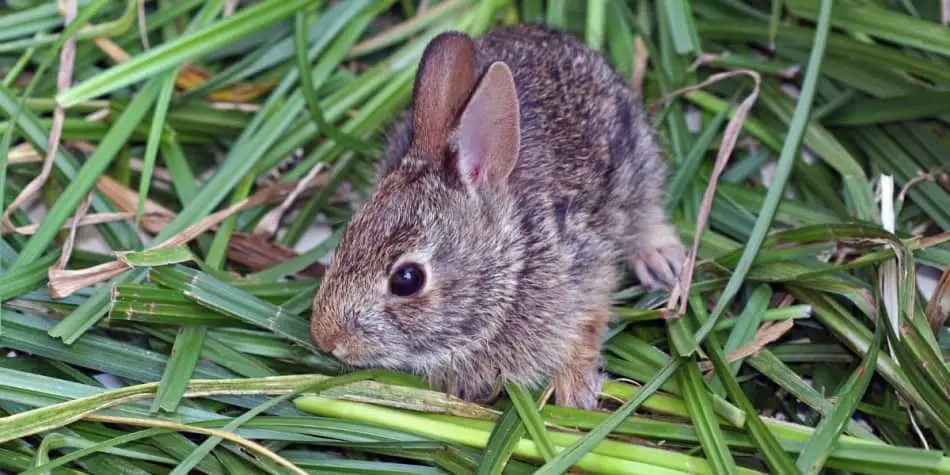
[310,25,684,408]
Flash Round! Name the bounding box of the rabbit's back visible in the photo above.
[472,25,669,267]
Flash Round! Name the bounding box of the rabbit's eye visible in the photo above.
[389,263,426,297]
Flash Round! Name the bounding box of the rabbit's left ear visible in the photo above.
[456,61,520,189]
[410,31,477,159]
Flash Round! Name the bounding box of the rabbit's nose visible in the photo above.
[310,310,345,355]
[331,346,349,359]
[322,336,350,361]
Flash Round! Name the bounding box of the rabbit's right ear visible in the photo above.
[410,32,477,159]
[456,61,520,190]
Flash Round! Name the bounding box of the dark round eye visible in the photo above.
[389,263,426,297]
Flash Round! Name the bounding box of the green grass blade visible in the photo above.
[149,326,205,413]
[824,90,950,126]
[746,350,880,441]
[477,401,529,474]
[795,323,883,473]
[294,11,381,156]
[675,353,739,475]
[148,265,328,357]
[13,77,163,268]
[171,371,379,475]
[786,0,950,57]
[769,0,784,48]
[691,0,833,346]
[532,358,683,475]
[662,0,701,54]
[585,0,606,50]
[504,383,556,461]
[135,70,177,226]
[56,0,314,106]
[666,96,732,210]
[693,292,799,475]
[0,251,60,300]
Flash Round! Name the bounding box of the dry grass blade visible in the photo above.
[48,179,326,297]
[699,319,794,372]
[93,36,133,63]
[254,163,326,238]
[2,211,133,236]
[49,261,129,298]
[95,174,178,232]
[84,415,307,475]
[347,0,463,57]
[652,67,762,317]
[6,142,42,165]
[631,36,648,95]
[52,191,93,271]
[1,0,77,231]
[227,232,324,277]
[898,167,950,203]
[136,0,149,49]
[879,174,898,335]
[925,267,950,333]
[155,180,331,250]
[88,24,276,102]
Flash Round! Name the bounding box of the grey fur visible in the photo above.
[310,25,684,409]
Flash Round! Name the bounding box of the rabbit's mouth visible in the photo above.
[329,343,405,369]
[329,345,374,366]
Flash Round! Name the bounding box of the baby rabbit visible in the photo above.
[310,25,684,409]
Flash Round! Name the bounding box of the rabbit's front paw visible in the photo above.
[629,224,685,291]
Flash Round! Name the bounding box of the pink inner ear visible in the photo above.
[456,62,520,189]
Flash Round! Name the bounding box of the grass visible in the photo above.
[1,0,950,473]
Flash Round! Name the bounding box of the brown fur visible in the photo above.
[310,25,684,408]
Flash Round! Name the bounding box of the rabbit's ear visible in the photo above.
[411,32,477,159]
[457,61,520,188]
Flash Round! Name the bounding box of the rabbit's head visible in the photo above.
[310,32,527,373]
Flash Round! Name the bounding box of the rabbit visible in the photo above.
[309,24,685,409]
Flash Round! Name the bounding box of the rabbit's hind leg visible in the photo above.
[552,307,609,409]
